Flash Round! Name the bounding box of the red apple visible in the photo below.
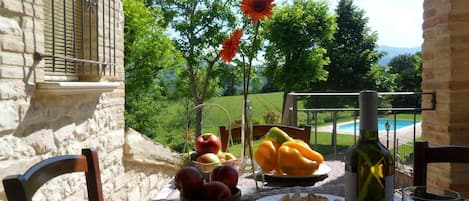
[195,133,221,154]
[201,181,231,200]
[210,165,239,190]
[196,153,221,165]
[174,166,204,197]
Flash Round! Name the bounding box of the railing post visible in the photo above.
[314,111,318,149]
[332,111,337,160]
[292,95,298,126]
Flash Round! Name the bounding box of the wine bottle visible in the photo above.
[344,90,394,201]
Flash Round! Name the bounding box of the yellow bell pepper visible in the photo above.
[264,127,294,145]
[254,140,282,174]
[282,140,324,163]
[277,143,320,176]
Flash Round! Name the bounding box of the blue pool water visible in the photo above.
[338,119,420,132]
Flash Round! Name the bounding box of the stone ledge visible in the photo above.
[124,128,182,170]
[36,81,120,95]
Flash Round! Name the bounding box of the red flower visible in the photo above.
[220,29,243,62]
[240,0,275,23]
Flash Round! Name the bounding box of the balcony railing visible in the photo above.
[283,91,436,187]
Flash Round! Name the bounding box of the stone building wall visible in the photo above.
[0,0,180,200]
[422,0,469,197]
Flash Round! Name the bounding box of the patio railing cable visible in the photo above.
[285,91,436,188]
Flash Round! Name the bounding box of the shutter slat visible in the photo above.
[44,0,115,79]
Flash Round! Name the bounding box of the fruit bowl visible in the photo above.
[192,158,242,180]
[180,187,241,201]
[192,160,220,174]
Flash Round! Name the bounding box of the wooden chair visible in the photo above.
[413,141,469,186]
[2,148,104,201]
[219,124,311,152]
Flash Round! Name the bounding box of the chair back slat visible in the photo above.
[2,148,103,201]
[425,146,469,163]
[83,149,104,201]
[413,141,469,186]
[219,124,311,152]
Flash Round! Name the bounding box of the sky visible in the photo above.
[280,0,424,48]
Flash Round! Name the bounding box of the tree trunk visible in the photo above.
[195,105,203,138]
[282,91,288,123]
[281,91,298,126]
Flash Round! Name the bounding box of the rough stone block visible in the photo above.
[0,155,41,182]
[0,16,22,35]
[0,101,20,133]
[23,2,34,16]
[23,129,57,154]
[124,128,182,169]
[127,185,141,201]
[0,52,33,66]
[103,129,124,152]
[2,0,24,15]
[1,34,24,52]
[0,79,27,100]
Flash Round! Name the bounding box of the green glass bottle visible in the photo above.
[344,91,394,201]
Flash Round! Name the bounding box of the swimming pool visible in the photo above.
[338,119,420,132]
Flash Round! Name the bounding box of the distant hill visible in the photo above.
[378,45,421,66]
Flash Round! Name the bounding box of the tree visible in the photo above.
[214,62,243,96]
[155,0,239,136]
[367,65,396,92]
[124,0,182,139]
[388,52,422,107]
[307,0,383,108]
[263,0,335,118]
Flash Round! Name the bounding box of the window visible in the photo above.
[43,0,117,81]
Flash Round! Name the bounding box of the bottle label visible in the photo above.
[385,175,395,201]
[344,171,357,201]
[344,171,395,201]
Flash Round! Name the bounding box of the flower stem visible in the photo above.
[242,21,261,190]
[243,21,261,102]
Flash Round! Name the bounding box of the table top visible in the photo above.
[154,160,346,201]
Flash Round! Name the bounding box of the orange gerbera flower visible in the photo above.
[240,0,275,23]
[220,29,243,62]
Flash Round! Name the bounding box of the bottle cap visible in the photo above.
[359,90,378,131]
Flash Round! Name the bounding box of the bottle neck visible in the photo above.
[359,90,379,142]
[359,129,379,142]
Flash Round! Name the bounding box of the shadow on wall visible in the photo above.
[13,93,100,137]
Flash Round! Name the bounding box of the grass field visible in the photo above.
[192,92,400,133]
[176,92,421,156]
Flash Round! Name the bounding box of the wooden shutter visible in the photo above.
[44,0,85,80]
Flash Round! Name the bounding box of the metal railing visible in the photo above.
[283,91,436,186]
[40,0,118,79]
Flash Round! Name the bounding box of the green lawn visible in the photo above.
[187,92,421,133]
[391,137,423,163]
[176,92,421,156]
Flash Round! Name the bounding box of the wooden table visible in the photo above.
[154,160,346,201]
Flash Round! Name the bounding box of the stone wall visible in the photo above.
[124,128,182,201]
[422,0,469,197]
[0,0,180,200]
